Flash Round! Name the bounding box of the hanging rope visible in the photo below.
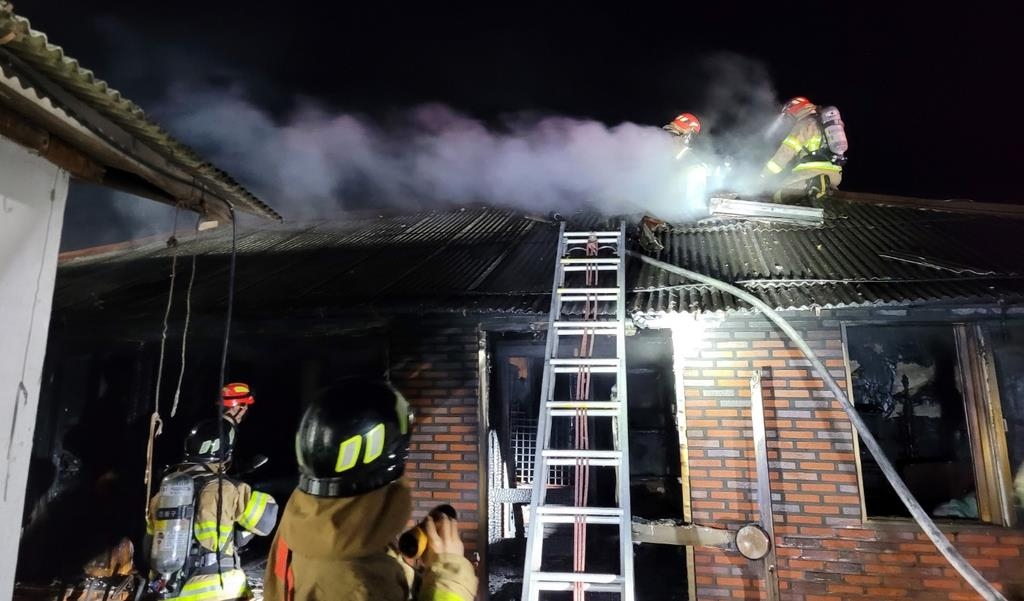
[171,214,202,417]
[215,204,238,585]
[144,205,182,521]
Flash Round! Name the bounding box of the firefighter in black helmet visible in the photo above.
[146,419,278,601]
[263,379,477,601]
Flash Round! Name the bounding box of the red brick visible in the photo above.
[844,575,881,585]
[980,546,1020,557]
[864,564,902,575]
[899,542,936,553]
[826,584,863,594]
[804,505,840,515]
[786,515,824,525]
[736,350,769,358]
[865,587,908,597]
[773,349,806,358]
[921,579,960,590]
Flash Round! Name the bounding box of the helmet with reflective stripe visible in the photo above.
[295,379,413,498]
[222,382,255,408]
[783,97,816,119]
[184,419,235,463]
[663,112,702,136]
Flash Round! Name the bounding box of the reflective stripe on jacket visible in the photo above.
[762,115,840,179]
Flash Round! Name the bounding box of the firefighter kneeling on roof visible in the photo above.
[761,96,848,203]
[147,420,278,601]
[264,378,478,601]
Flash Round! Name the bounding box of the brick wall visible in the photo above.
[390,319,482,553]
[678,306,1024,600]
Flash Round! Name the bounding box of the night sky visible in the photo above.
[21,2,1021,249]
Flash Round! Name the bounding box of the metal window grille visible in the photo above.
[511,410,572,486]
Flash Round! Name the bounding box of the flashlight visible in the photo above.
[397,504,458,559]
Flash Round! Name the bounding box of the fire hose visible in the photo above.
[627,250,1007,601]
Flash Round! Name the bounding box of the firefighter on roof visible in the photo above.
[663,112,702,154]
[263,379,478,601]
[638,112,705,253]
[761,96,848,202]
[147,419,278,601]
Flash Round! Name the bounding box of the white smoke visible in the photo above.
[147,51,784,222]
[153,89,715,221]
[61,18,789,249]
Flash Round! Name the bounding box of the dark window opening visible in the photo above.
[848,324,977,520]
[845,321,1024,526]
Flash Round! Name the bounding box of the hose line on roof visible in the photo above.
[627,250,1007,601]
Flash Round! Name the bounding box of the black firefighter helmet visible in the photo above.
[296,379,413,498]
[184,418,236,464]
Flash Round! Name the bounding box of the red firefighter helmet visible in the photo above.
[663,112,702,136]
[221,382,255,408]
[782,97,815,118]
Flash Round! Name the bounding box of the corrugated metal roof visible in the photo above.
[53,200,1024,325]
[0,6,278,220]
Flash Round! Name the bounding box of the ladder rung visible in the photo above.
[534,514,622,525]
[552,320,620,329]
[532,573,625,591]
[552,366,618,374]
[557,287,620,294]
[561,257,621,265]
[565,238,619,246]
[549,408,618,417]
[546,401,621,410]
[547,400,621,416]
[564,231,621,237]
[543,450,622,466]
[536,506,624,517]
[550,358,619,366]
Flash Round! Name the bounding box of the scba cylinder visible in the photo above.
[819,106,848,156]
[150,472,195,576]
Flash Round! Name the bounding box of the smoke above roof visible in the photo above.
[61,21,784,249]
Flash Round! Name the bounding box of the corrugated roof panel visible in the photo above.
[52,201,1024,323]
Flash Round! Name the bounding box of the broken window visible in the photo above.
[847,323,1021,526]
[982,323,1024,526]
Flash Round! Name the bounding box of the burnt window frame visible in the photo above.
[841,321,1019,528]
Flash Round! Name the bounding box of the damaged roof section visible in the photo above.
[0,5,279,221]
[53,197,1024,327]
[633,198,1024,313]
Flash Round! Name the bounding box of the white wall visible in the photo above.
[0,135,68,599]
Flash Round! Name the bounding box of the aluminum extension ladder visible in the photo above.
[521,221,634,601]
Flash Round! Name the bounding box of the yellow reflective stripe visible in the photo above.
[765,160,783,174]
[363,423,386,463]
[793,161,842,172]
[194,521,233,550]
[177,571,247,601]
[430,589,466,601]
[782,136,802,151]
[805,133,822,152]
[335,434,362,472]
[239,492,269,531]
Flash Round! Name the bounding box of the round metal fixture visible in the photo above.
[736,523,771,560]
